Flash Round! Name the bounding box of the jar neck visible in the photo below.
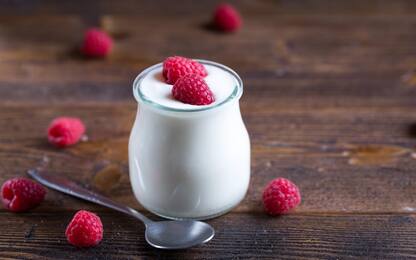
[137,98,241,119]
[133,59,243,113]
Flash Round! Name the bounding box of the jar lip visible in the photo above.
[133,59,243,113]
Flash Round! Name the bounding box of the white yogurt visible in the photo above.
[139,63,237,110]
[129,60,250,220]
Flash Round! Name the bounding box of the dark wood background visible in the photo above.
[1,0,416,259]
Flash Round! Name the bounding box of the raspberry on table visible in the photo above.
[1,177,46,212]
[213,3,242,32]
[172,74,215,105]
[65,210,103,247]
[47,117,86,148]
[162,56,207,84]
[262,178,301,215]
[81,28,113,58]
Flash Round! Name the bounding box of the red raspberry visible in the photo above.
[47,117,86,148]
[162,56,208,84]
[1,178,46,212]
[81,28,113,58]
[65,210,103,247]
[172,74,215,105]
[262,178,301,215]
[213,3,242,32]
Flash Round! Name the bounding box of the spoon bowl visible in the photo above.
[146,220,215,249]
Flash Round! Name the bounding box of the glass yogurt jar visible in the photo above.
[129,59,250,220]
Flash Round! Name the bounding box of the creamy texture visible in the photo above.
[139,63,237,109]
[129,102,250,219]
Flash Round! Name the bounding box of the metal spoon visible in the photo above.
[27,169,215,249]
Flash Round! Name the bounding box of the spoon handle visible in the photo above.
[27,169,151,225]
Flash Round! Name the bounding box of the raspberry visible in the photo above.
[162,56,208,84]
[172,74,215,105]
[213,3,242,32]
[65,210,103,247]
[262,178,301,215]
[1,178,46,212]
[81,28,113,58]
[47,117,86,148]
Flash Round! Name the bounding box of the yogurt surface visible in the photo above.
[139,62,238,110]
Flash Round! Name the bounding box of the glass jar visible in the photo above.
[129,60,250,220]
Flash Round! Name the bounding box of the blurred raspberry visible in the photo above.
[81,28,113,58]
[47,117,85,148]
[213,3,242,32]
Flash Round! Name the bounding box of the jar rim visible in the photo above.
[133,59,243,113]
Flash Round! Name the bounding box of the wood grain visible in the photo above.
[1,0,416,258]
[1,212,416,259]
[1,104,416,215]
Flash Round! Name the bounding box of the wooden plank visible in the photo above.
[0,212,415,259]
[0,13,416,104]
[2,14,416,69]
[1,104,416,214]
[2,0,416,16]
[0,0,416,258]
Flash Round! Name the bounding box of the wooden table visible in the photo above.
[1,0,416,258]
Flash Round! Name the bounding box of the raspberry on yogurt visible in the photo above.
[172,74,215,105]
[162,56,207,84]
